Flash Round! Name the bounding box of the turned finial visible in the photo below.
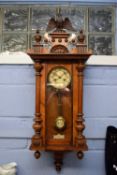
[77,29,85,44]
[34,30,42,44]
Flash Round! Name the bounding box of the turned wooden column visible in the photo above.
[30,61,43,159]
[75,61,88,159]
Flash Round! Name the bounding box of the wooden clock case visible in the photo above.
[27,12,92,171]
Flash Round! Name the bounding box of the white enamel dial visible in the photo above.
[48,67,71,89]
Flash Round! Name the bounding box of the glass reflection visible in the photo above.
[89,8,113,32]
[89,35,112,55]
[3,34,27,51]
[4,8,28,31]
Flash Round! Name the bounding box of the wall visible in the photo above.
[0,1,116,174]
[115,5,117,55]
[0,62,117,175]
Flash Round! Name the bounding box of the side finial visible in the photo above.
[34,30,42,44]
[77,29,85,44]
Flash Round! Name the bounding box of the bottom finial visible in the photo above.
[34,151,41,159]
[54,152,63,172]
[77,151,84,159]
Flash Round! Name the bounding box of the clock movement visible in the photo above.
[27,8,92,171]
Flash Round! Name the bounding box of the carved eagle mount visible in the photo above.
[46,7,76,32]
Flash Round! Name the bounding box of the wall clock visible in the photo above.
[27,9,92,171]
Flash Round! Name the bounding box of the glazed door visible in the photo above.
[45,63,73,150]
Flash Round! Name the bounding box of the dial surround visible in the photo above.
[48,67,71,89]
[55,116,66,130]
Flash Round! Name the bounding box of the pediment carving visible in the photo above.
[27,8,92,55]
[50,44,69,54]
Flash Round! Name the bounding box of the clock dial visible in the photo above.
[48,67,71,89]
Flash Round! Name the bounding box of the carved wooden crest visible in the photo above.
[46,7,76,32]
[27,7,92,55]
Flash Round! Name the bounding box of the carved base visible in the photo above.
[54,152,64,172]
[30,134,43,151]
[75,135,88,150]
